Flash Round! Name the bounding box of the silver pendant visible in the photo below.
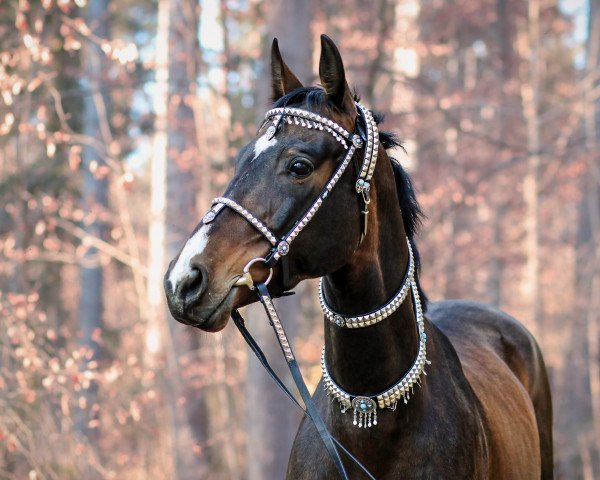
[351,397,377,428]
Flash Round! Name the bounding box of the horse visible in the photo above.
[164,34,553,479]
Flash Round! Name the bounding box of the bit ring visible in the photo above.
[243,257,273,284]
[234,257,273,290]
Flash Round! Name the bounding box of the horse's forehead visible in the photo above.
[234,105,353,182]
[253,133,277,160]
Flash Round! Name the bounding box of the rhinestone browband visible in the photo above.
[319,238,415,328]
[322,276,429,428]
[263,107,353,147]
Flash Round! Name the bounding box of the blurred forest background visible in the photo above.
[0,0,598,478]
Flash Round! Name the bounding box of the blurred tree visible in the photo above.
[568,0,600,476]
[519,0,542,337]
[153,0,242,478]
[154,0,208,478]
[245,2,312,479]
[77,0,111,444]
[584,0,600,470]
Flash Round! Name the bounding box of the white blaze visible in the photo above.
[168,225,211,288]
[253,133,277,159]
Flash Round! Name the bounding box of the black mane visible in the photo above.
[272,86,427,306]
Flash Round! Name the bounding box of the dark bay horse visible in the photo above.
[164,35,553,479]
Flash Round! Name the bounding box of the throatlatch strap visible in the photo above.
[253,283,350,480]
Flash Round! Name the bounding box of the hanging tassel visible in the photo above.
[351,397,377,429]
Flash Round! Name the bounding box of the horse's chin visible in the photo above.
[194,310,231,332]
[170,286,241,332]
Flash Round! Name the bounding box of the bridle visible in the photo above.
[201,101,428,480]
[202,101,378,280]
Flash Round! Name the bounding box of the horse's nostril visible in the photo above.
[178,264,208,304]
[186,267,202,299]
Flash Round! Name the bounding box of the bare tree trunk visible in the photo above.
[147,0,169,365]
[442,40,464,300]
[147,2,181,478]
[161,1,209,478]
[556,2,600,476]
[519,0,542,337]
[77,0,110,445]
[154,1,242,478]
[246,3,312,478]
[488,0,514,308]
[577,0,600,473]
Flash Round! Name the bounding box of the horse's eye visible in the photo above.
[289,158,314,178]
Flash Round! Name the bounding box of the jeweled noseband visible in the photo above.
[204,101,428,432]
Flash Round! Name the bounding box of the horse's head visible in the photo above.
[164,35,378,331]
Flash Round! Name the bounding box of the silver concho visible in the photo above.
[355,179,370,194]
[276,241,290,256]
[352,135,363,148]
[351,396,377,428]
[333,314,345,327]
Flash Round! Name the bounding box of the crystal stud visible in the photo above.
[276,241,290,256]
[202,211,216,224]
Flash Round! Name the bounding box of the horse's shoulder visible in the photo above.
[427,299,542,385]
[427,299,538,359]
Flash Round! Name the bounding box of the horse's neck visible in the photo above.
[322,163,421,397]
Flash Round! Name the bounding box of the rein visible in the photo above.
[232,284,372,480]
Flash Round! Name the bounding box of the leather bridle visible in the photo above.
[201,102,378,288]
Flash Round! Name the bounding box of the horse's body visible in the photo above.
[164,35,553,479]
[289,301,552,479]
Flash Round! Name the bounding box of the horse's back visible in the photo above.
[429,300,553,480]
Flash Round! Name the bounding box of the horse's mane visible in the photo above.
[272,87,428,307]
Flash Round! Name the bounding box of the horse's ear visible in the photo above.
[318,34,355,114]
[271,38,303,102]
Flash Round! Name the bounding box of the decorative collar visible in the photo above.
[320,240,429,429]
